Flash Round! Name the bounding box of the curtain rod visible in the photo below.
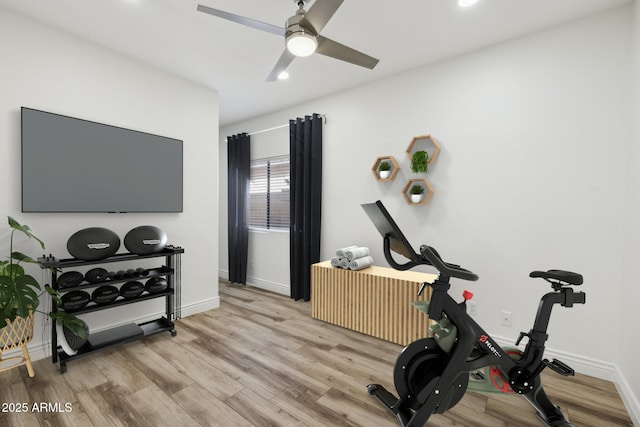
[247,114,327,136]
[248,123,288,136]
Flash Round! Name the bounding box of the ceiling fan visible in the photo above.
[196,0,379,81]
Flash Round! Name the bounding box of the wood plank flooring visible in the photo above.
[0,281,633,426]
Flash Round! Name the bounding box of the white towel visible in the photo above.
[349,256,374,271]
[345,247,370,261]
[331,257,341,268]
[340,258,350,269]
[336,246,358,259]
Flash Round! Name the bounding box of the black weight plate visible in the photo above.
[120,281,144,299]
[145,277,168,294]
[124,225,167,255]
[84,268,109,284]
[67,227,120,261]
[91,285,119,305]
[57,271,84,288]
[61,290,90,311]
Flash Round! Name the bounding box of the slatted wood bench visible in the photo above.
[311,260,436,346]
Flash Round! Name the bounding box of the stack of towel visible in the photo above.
[331,246,374,271]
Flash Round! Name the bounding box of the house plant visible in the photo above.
[1,217,85,372]
[409,184,425,203]
[410,150,429,174]
[378,160,392,179]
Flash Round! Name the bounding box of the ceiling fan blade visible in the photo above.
[266,50,297,82]
[302,0,344,34]
[197,4,285,37]
[316,35,379,69]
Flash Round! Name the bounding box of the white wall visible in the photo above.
[220,4,634,383]
[619,1,640,423]
[0,7,220,360]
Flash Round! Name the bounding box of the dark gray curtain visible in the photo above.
[289,114,322,301]
[227,133,250,285]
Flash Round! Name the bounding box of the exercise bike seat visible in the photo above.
[530,269,583,286]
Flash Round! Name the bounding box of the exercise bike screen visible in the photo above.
[361,201,416,261]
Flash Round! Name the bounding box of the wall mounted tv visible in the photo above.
[21,107,183,213]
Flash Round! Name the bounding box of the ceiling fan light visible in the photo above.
[286,32,317,57]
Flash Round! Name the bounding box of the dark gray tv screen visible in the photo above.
[21,107,183,213]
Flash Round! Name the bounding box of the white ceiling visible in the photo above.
[0,0,631,126]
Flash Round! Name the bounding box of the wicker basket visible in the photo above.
[0,312,35,377]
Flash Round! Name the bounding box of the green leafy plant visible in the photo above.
[0,217,85,337]
[410,150,429,174]
[409,184,425,195]
[378,161,392,172]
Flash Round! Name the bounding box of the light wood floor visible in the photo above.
[0,281,633,426]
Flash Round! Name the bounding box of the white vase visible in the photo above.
[379,170,391,179]
[411,194,423,203]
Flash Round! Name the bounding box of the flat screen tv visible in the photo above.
[21,107,183,213]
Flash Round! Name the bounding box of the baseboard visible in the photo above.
[219,269,290,296]
[246,276,289,296]
[3,296,220,365]
[614,367,640,426]
[180,296,220,317]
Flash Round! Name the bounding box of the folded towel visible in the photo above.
[345,247,370,261]
[336,246,358,259]
[349,256,374,271]
[340,258,350,269]
[331,257,341,268]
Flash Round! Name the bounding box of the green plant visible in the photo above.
[410,150,429,174]
[0,217,85,337]
[378,161,392,172]
[409,184,425,195]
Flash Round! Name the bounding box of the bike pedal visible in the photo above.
[543,358,575,376]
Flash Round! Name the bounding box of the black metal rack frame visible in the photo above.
[39,246,183,373]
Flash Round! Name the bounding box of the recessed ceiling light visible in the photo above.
[458,0,479,7]
[278,71,289,80]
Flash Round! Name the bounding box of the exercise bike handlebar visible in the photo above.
[381,234,479,281]
[383,236,422,271]
[419,245,479,282]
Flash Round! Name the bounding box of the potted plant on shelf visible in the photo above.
[1,217,85,376]
[378,160,392,179]
[409,184,425,203]
[410,150,429,174]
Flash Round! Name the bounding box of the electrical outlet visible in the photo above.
[501,310,512,327]
[467,301,477,316]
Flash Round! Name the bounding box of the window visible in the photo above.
[249,155,290,231]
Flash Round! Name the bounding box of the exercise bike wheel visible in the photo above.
[394,338,468,412]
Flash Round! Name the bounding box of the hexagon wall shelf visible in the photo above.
[405,134,441,169]
[371,156,400,181]
[402,178,434,205]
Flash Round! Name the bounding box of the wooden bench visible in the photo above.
[311,261,436,346]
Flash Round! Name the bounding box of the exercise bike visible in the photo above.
[362,201,586,427]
